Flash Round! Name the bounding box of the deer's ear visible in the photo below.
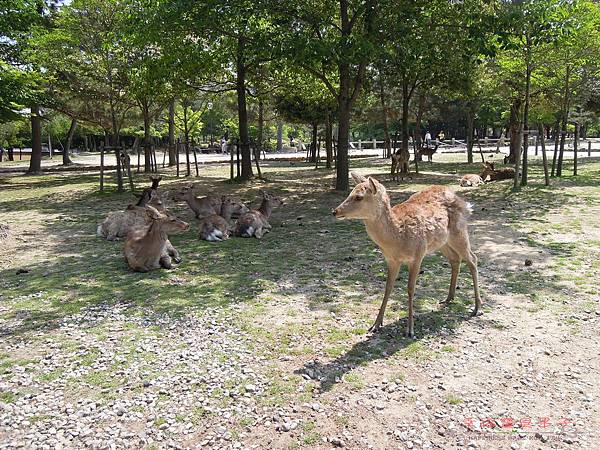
[351,172,367,184]
[367,177,378,194]
[145,205,161,220]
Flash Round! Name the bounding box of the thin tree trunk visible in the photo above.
[276,121,283,152]
[401,80,410,152]
[257,99,264,161]
[143,101,152,172]
[168,99,176,166]
[573,122,578,176]
[310,122,317,163]
[551,117,560,176]
[325,112,333,169]
[379,75,391,158]
[28,105,42,173]
[236,36,253,179]
[466,108,474,164]
[557,66,571,177]
[63,118,77,166]
[520,37,531,187]
[539,124,550,186]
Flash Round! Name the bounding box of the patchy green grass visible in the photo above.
[1,155,599,415]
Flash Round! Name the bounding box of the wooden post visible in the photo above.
[19,146,22,160]
[588,141,592,157]
[125,152,134,192]
[136,143,141,173]
[358,139,362,151]
[152,145,158,173]
[176,141,180,177]
[573,122,578,176]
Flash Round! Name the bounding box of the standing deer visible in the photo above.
[391,148,411,182]
[418,143,439,162]
[235,191,283,239]
[333,172,482,337]
[123,206,189,272]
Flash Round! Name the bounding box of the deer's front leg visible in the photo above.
[369,261,401,332]
[406,258,423,338]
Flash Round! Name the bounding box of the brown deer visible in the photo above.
[199,196,233,242]
[333,172,482,337]
[459,174,484,187]
[235,191,283,239]
[123,206,189,272]
[480,162,515,182]
[391,148,411,182]
[97,188,165,241]
[178,185,248,219]
[135,177,163,210]
[418,143,439,162]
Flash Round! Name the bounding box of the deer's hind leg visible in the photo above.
[447,230,482,316]
[440,245,461,305]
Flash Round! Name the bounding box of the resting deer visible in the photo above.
[123,206,189,272]
[391,148,411,182]
[418,143,439,162]
[235,191,283,239]
[199,196,233,242]
[459,174,484,187]
[480,162,515,182]
[178,185,248,219]
[333,172,482,337]
[135,177,163,209]
[97,189,165,240]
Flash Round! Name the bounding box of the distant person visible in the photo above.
[438,131,445,141]
[220,137,227,154]
[290,137,295,149]
[425,131,432,147]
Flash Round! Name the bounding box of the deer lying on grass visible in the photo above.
[97,183,165,241]
[480,162,515,182]
[199,196,233,242]
[124,206,189,272]
[179,185,248,219]
[235,191,283,239]
[391,148,411,182]
[459,174,484,187]
[333,172,482,337]
[418,143,439,162]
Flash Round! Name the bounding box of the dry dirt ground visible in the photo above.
[0,156,598,450]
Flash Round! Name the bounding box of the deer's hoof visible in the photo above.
[404,329,415,339]
[173,257,182,264]
[440,297,453,306]
[470,308,482,317]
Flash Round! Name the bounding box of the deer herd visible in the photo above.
[96,152,516,336]
[97,177,283,272]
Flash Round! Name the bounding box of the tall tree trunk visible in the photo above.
[276,121,283,152]
[336,59,351,191]
[142,101,152,172]
[183,103,191,176]
[379,75,391,158]
[539,124,550,186]
[401,80,410,152]
[309,122,317,163]
[551,117,560,176]
[168,99,176,166]
[325,112,333,169]
[28,105,42,173]
[236,36,253,179]
[63,118,77,166]
[508,99,522,164]
[573,122,578,176]
[257,99,264,161]
[556,65,571,177]
[415,93,425,153]
[520,37,531,187]
[466,108,474,164]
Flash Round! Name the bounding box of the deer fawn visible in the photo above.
[123,206,189,272]
[459,174,484,187]
[333,172,482,337]
[391,148,411,182]
[235,191,283,239]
